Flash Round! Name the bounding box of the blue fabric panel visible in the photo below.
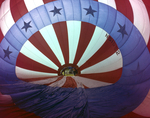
[86,81,150,117]
[37,5,51,26]
[118,73,144,85]
[120,27,143,57]
[142,63,150,82]
[0,73,18,86]
[53,1,66,22]
[45,1,66,24]
[118,62,150,85]
[11,89,42,103]
[9,24,27,45]
[0,45,5,59]
[0,38,18,65]
[80,0,98,25]
[123,38,147,66]
[80,0,90,22]
[0,69,17,80]
[122,48,150,76]
[11,87,89,118]
[0,58,15,73]
[121,67,150,85]
[16,13,38,39]
[5,31,22,51]
[103,6,116,34]
[117,18,133,48]
[110,12,124,41]
[88,0,99,26]
[110,12,133,49]
[61,0,74,20]
[0,38,19,58]
[0,75,7,84]
[30,8,45,30]
[96,3,108,29]
[22,13,39,35]
[8,80,149,118]
[0,81,46,94]
[70,0,81,21]
[45,2,58,24]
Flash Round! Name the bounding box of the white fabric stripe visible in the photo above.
[67,21,81,64]
[0,0,9,21]
[98,0,116,9]
[140,0,150,45]
[0,0,15,36]
[129,0,150,44]
[72,76,112,88]
[40,25,65,65]
[77,27,108,67]
[24,0,44,12]
[31,77,58,85]
[16,66,57,79]
[81,51,123,74]
[73,78,84,88]
[0,17,8,36]
[20,40,58,70]
[49,76,66,87]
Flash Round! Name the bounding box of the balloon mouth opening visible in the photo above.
[58,64,80,76]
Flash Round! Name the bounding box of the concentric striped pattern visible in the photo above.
[16,21,123,88]
[95,0,150,49]
[0,0,149,50]
[0,0,150,48]
[0,0,150,118]
[0,0,149,89]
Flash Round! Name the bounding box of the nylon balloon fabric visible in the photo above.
[0,0,150,118]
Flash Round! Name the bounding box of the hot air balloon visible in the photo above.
[0,0,150,117]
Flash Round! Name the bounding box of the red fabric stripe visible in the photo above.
[0,93,40,118]
[121,111,147,118]
[43,0,56,4]
[142,0,150,52]
[73,22,96,65]
[53,22,69,64]
[45,76,63,86]
[29,31,61,67]
[16,53,57,73]
[0,104,41,118]
[115,0,134,23]
[10,0,28,22]
[79,36,118,71]
[0,29,4,43]
[62,77,77,88]
[0,0,3,7]
[80,68,122,83]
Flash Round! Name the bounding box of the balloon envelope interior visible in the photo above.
[0,0,150,118]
